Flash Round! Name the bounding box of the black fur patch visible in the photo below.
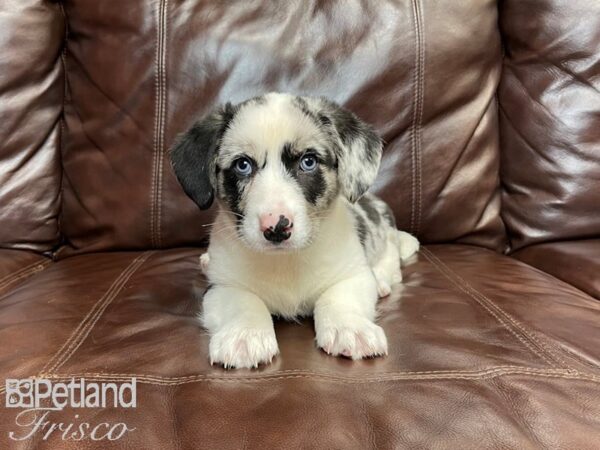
[321,99,381,165]
[358,196,381,225]
[221,167,244,219]
[352,210,368,246]
[170,103,238,210]
[220,156,257,221]
[381,204,396,227]
[281,143,327,205]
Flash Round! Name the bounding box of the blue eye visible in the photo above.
[299,153,318,172]
[233,157,253,176]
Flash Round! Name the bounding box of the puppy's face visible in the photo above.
[171,93,382,252]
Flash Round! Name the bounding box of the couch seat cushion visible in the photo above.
[513,240,600,300]
[0,249,50,296]
[1,245,599,448]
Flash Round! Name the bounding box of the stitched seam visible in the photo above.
[421,249,555,367]
[532,331,600,372]
[27,368,600,387]
[409,0,418,232]
[156,0,168,249]
[150,0,168,249]
[3,368,598,395]
[40,252,154,374]
[409,0,424,234]
[422,248,568,369]
[35,365,570,381]
[150,21,158,248]
[415,0,424,234]
[0,260,51,293]
[424,248,570,368]
[0,261,42,286]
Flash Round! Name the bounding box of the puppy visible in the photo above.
[171,93,419,369]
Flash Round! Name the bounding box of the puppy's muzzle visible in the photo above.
[260,213,293,243]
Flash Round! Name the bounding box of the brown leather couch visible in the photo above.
[1,1,599,448]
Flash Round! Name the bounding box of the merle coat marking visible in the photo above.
[170,93,419,369]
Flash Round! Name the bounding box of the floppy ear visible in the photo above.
[316,99,383,203]
[169,103,237,210]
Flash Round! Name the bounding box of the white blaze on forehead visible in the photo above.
[220,93,324,164]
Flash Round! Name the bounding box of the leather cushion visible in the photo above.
[499,0,600,250]
[513,240,600,300]
[0,249,50,296]
[1,245,599,447]
[59,0,506,254]
[0,0,64,251]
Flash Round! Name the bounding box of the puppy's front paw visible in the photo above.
[316,315,388,360]
[398,231,420,261]
[199,253,210,274]
[209,326,279,369]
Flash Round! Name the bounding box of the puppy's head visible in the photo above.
[170,93,382,251]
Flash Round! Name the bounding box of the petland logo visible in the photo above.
[5,378,136,441]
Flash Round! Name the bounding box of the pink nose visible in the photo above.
[259,212,294,243]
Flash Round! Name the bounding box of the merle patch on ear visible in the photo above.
[169,103,237,210]
[296,97,383,203]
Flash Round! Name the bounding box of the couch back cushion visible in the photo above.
[0,0,64,252]
[499,0,600,251]
[60,0,506,254]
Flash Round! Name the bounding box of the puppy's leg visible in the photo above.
[202,286,278,369]
[372,232,402,298]
[314,271,387,360]
[199,253,210,274]
[397,230,420,261]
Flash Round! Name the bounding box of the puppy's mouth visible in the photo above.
[240,228,309,253]
[251,237,298,252]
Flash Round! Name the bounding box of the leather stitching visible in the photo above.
[150,5,159,248]
[40,252,154,374]
[422,249,552,365]
[0,260,51,294]
[425,248,571,368]
[409,0,418,232]
[422,248,568,369]
[156,0,168,249]
[157,0,169,247]
[409,0,424,234]
[415,0,424,234]
[151,0,168,248]
[31,367,600,386]
[532,330,600,372]
[36,365,566,380]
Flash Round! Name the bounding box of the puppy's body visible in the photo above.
[206,194,417,317]
[171,93,419,369]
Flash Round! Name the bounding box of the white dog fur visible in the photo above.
[171,93,419,369]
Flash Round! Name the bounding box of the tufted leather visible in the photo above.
[0,0,599,448]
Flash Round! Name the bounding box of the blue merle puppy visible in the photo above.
[171,92,419,369]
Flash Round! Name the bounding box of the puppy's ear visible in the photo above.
[169,103,237,209]
[316,99,383,203]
